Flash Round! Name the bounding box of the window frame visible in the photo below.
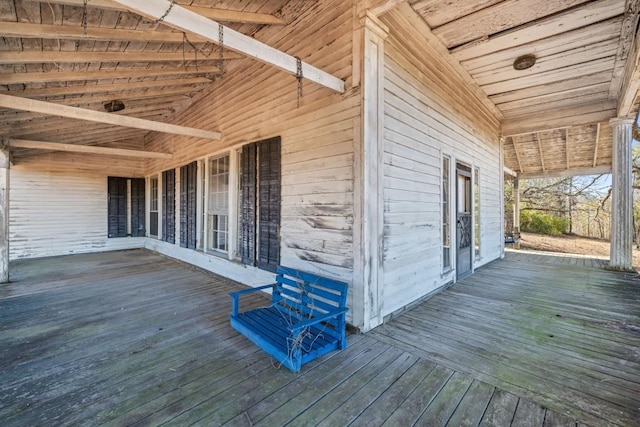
[442,155,452,272]
[205,153,231,254]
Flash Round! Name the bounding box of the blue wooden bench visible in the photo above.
[229,266,349,373]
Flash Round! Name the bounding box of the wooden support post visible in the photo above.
[359,14,388,332]
[513,178,521,234]
[0,143,8,283]
[608,118,634,271]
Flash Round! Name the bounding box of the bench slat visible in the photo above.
[230,266,348,373]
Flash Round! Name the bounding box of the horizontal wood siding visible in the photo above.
[142,0,357,314]
[10,155,145,260]
[380,12,502,317]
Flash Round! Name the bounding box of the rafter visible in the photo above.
[0,51,241,65]
[6,138,172,159]
[0,94,221,140]
[1,22,208,43]
[511,136,524,173]
[536,133,545,172]
[565,128,571,169]
[2,77,210,98]
[0,66,220,85]
[35,0,285,25]
[109,0,345,93]
[593,123,601,167]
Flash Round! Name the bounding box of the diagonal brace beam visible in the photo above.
[109,0,345,93]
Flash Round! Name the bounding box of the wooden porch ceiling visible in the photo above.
[407,0,640,178]
[0,0,327,161]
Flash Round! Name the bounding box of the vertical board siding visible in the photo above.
[143,0,357,305]
[380,17,502,316]
[10,165,144,260]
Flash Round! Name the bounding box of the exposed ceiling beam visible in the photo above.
[6,138,172,159]
[2,77,210,98]
[0,95,190,123]
[511,136,524,172]
[518,166,612,179]
[0,51,242,65]
[609,0,640,99]
[0,66,220,85]
[36,0,285,25]
[0,87,198,114]
[109,0,345,93]
[0,94,221,140]
[503,166,518,177]
[1,22,208,43]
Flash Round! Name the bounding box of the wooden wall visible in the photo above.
[143,0,358,288]
[9,153,145,260]
[380,10,502,317]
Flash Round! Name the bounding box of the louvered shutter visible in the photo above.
[257,137,281,272]
[130,178,146,237]
[162,169,176,244]
[180,161,197,249]
[107,177,127,238]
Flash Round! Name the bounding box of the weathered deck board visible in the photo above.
[2,249,626,426]
[371,251,640,426]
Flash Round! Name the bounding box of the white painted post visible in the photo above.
[0,144,9,282]
[513,177,521,249]
[609,118,634,271]
[360,14,388,332]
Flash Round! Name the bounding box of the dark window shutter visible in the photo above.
[107,177,127,238]
[130,178,146,237]
[180,161,197,249]
[240,143,257,265]
[162,169,176,244]
[257,137,281,272]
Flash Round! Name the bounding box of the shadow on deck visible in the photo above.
[1,249,638,426]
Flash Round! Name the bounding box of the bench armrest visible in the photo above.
[229,284,276,316]
[287,307,349,333]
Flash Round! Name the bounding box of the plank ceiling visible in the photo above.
[1,0,639,178]
[0,0,302,161]
[409,0,638,178]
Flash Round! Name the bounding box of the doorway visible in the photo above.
[456,163,472,280]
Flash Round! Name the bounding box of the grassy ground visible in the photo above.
[517,232,640,269]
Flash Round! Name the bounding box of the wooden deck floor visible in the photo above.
[372,250,640,426]
[1,249,637,426]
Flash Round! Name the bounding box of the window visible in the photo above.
[107,177,144,238]
[180,161,198,249]
[239,137,281,272]
[474,167,480,258]
[149,176,159,237]
[442,156,451,270]
[207,155,230,252]
[162,169,176,244]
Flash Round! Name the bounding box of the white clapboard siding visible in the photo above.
[141,0,356,319]
[380,20,502,317]
[10,158,145,260]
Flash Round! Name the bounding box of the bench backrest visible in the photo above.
[272,266,348,337]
